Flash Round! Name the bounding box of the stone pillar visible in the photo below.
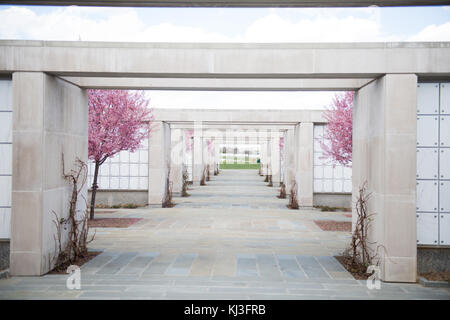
[217,131,223,170]
[280,132,285,184]
[193,123,203,185]
[256,131,260,173]
[11,72,88,275]
[181,129,187,177]
[353,74,417,283]
[202,137,209,178]
[233,136,239,163]
[208,137,214,177]
[266,137,272,177]
[282,131,287,186]
[187,130,194,182]
[271,133,281,186]
[170,128,183,194]
[148,121,171,205]
[296,122,314,207]
[223,129,228,168]
[244,131,249,164]
[284,128,295,194]
[214,136,220,173]
[260,140,267,176]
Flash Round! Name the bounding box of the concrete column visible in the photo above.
[284,129,295,193]
[181,129,187,174]
[260,141,267,176]
[271,133,281,186]
[170,128,183,194]
[11,72,88,275]
[188,130,194,182]
[233,135,238,164]
[221,129,226,169]
[208,137,214,177]
[148,121,171,205]
[280,133,285,183]
[281,131,286,185]
[193,124,203,185]
[214,136,220,173]
[354,74,417,282]
[296,122,314,207]
[244,131,249,164]
[258,129,266,176]
[202,138,210,179]
[256,131,260,172]
[266,137,272,177]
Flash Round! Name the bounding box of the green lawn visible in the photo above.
[219,163,260,169]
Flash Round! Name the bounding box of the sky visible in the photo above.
[1,4,449,109]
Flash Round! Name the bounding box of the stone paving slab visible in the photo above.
[166,253,198,276]
[142,254,177,275]
[1,170,449,300]
[96,252,138,275]
[256,254,282,278]
[296,255,331,279]
[276,255,307,279]
[236,254,258,277]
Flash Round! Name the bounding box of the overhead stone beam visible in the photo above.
[59,76,373,91]
[2,41,450,78]
[169,124,300,131]
[168,126,288,137]
[0,0,446,7]
[153,108,325,123]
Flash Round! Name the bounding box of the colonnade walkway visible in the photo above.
[1,169,449,299]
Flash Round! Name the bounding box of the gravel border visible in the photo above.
[418,276,450,288]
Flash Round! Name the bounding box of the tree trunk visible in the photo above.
[89,161,100,220]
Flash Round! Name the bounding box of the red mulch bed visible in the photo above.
[48,251,102,274]
[343,213,352,218]
[88,218,142,228]
[335,255,372,280]
[314,220,351,232]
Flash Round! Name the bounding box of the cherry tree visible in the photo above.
[88,89,153,219]
[321,91,354,167]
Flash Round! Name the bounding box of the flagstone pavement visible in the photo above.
[1,169,449,300]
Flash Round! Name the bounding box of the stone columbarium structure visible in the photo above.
[0,40,449,283]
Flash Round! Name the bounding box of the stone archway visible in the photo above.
[3,41,449,281]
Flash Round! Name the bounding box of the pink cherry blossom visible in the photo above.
[88,89,152,219]
[320,91,353,167]
[88,89,153,164]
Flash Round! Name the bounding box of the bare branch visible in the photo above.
[49,154,95,270]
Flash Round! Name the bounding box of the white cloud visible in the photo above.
[0,6,394,42]
[0,6,233,42]
[140,23,232,42]
[408,22,450,41]
[241,13,392,42]
[0,6,448,43]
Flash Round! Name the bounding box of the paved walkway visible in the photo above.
[1,169,449,299]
